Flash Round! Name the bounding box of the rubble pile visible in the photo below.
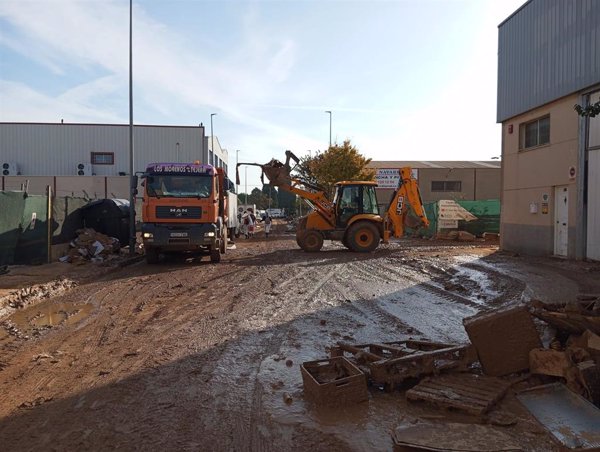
[60,228,121,264]
[300,297,600,449]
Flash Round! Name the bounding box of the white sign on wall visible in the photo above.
[375,168,419,188]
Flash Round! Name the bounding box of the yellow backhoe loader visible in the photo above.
[237,151,429,252]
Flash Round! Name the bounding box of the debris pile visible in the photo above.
[300,297,600,449]
[60,228,121,264]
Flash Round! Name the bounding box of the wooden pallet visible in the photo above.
[406,373,510,415]
[331,340,477,390]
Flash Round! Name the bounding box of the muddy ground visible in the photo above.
[1,223,599,451]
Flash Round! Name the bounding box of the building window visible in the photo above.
[520,116,550,149]
[431,181,462,192]
[91,152,114,165]
[209,150,213,166]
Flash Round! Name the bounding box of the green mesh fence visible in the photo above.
[407,199,500,238]
[0,192,27,265]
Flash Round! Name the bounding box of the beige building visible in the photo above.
[368,161,501,209]
[497,0,600,260]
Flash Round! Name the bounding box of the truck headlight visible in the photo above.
[204,232,215,237]
[143,232,153,238]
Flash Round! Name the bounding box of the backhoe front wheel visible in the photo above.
[347,221,380,253]
[299,230,324,252]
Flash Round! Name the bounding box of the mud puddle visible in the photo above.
[0,301,93,342]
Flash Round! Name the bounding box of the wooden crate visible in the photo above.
[301,356,368,406]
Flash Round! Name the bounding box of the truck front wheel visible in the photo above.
[210,245,221,263]
[145,247,159,264]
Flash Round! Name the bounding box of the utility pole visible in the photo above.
[245,166,248,205]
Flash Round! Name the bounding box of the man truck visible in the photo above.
[140,162,230,263]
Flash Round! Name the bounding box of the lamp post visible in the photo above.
[128,0,135,256]
[236,149,240,191]
[210,113,216,165]
[325,110,332,148]
[245,166,248,204]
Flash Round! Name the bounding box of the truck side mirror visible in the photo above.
[131,175,138,189]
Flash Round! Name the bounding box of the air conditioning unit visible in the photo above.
[76,163,92,176]
[2,162,18,176]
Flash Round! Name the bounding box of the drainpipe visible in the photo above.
[575,92,588,260]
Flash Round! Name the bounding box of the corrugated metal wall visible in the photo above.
[497,0,600,122]
[0,123,208,176]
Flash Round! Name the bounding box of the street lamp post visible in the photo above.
[210,113,216,165]
[325,110,332,148]
[245,166,248,204]
[128,0,135,256]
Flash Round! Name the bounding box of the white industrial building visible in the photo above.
[0,122,230,198]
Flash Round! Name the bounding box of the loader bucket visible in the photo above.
[261,159,292,186]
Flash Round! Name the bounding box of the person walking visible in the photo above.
[247,210,256,238]
[264,213,272,238]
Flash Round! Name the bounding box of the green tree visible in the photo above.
[295,140,374,198]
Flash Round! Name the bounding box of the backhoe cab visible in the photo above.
[237,151,429,253]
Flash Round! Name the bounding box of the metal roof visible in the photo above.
[497,0,600,122]
[368,161,501,169]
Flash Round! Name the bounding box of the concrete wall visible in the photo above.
[500,93,580,257]
[1,176,141,200]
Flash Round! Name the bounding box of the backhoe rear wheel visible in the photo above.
[299,230,324,252]
[347,221,380,253]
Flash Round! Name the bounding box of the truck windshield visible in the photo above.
[146,175,212,198]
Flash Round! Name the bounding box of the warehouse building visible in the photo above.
[497,0,600,260]
[0,122,230,197]
[368,161,501,207]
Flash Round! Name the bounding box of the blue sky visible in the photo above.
[0,0,523,189]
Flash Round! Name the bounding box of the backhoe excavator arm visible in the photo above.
[385,167,429,240]
[236,151,336,227]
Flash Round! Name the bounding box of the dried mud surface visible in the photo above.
[1,224,599,451]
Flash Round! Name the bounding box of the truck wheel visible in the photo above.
[145,247,159,264]
[299,230,324,252]
[347,221,380,253]
[210,245,221,263]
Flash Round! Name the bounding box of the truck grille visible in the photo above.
[168,238,191,244]
[155,206,202,219]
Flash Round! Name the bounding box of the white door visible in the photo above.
[554,186,568,257]
[587,150,600,261]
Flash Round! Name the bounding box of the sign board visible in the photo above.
[438,219,458,229]
[375,168,419,189]
[437,200,477,221]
